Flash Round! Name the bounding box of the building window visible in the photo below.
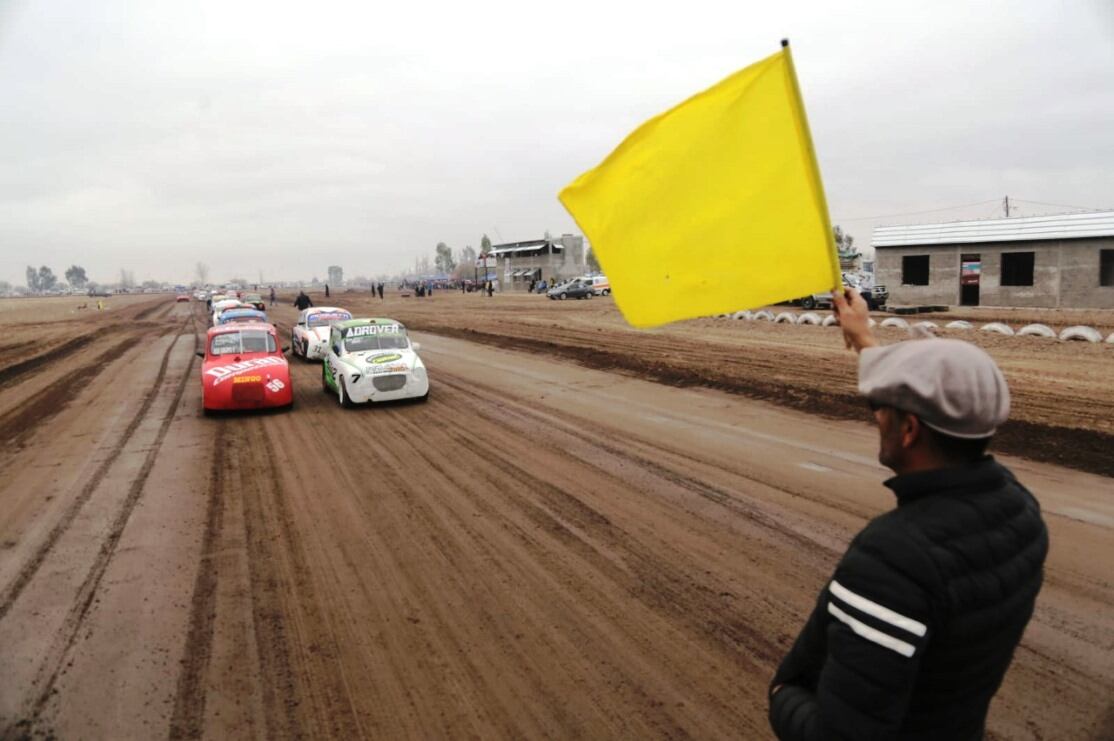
[1101,250,1114,287]
[1000,252,1035,286]
[902,255,929,285]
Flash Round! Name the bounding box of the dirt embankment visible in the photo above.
[303,290,1114,477]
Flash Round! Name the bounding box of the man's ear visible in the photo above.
[901,412,923,449]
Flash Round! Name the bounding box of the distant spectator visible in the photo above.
[293,291,313,310]
[325,283,330,298]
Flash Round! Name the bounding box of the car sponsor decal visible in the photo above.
[233,375,263,384]
[371,363,408,375]
[345,324,401,337]
[266,379,285,392]
[368,352,403,364]
[206,356,285,385]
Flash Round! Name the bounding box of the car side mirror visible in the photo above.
[281,345,290,354]
[195,350,205,358]
[333,344,341,355]
[411,342,421,351]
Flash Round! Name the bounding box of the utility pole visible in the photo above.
[1003,195,1012,218]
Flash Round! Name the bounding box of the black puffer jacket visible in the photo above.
[769,457,1048,740]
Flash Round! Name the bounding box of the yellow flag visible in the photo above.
[559,45,841,328]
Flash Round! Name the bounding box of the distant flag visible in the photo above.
[559,41,841,328]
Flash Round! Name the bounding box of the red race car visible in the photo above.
[198,323,293,414]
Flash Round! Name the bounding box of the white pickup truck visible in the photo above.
[797,272,888,310]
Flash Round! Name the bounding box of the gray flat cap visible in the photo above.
[859,338,1010,439]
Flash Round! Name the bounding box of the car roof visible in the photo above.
[304,306,350,315]
[206,322,275,336]
[336,318,403,329]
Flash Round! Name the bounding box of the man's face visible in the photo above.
[874,406,905,472]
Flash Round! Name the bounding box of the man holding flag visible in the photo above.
[560,40,1047,739]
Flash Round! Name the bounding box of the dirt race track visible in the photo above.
[0,293,1111,739]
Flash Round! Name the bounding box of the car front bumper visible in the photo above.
[347,369,429,403]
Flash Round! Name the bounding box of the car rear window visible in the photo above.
[308,311,352,327]
[210,330,276,356]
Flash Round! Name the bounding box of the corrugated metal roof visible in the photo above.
[873,211,1114,248]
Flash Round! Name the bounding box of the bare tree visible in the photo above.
[195,262,210,286]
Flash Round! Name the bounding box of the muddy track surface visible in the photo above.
[0,296,1111,740]
[348,292,1114,477]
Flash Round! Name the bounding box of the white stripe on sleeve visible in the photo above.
[828,602,917,658]
[830,580,927,637]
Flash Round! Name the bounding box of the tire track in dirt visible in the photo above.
[0,327,111,390]
[168,426,226,741]
[236,422,365,739]
[0,334,147,450]
[421,375,796,669]
[10,321,198,733]
[0,317,192,620]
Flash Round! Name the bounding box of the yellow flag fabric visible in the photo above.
[559,47,841,328]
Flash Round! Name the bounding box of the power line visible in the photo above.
[1010,199,1111,213]
[839,199,1002,222]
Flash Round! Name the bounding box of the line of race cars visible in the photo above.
[197,295,429,414]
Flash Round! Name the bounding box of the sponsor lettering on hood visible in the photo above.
[206,356,285,385]
[367,352,403,364]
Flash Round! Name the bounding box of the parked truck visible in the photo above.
[796,271,887,310]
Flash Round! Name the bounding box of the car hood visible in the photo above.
[202,354,288,386]
[349,348,420,371]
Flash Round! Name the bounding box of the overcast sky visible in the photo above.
[1,0,1112,286]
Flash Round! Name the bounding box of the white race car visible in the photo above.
[291,307,352,360]
[322,318,429,407]
[210,298,246,326]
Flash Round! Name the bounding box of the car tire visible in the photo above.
[322,365,331,393]
[585,292,593,299]
[800,296,817,310]
[603,289,610,296]
[559,292,567,300]
[339,378,356,408]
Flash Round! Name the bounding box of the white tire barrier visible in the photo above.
[945,320,974,330]
[1107,332,1114,344]
[732,310,753,320]
[822,314,839,327]
[868,318,877,328]
[914,321,939,332]
[1059,325,1102,343]
[797,312,822,326]
[1017,323,1056,339]
[774,312,798,324]
[980,322,1015,336]
[880,317,909,330]
[753,310,775,322]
